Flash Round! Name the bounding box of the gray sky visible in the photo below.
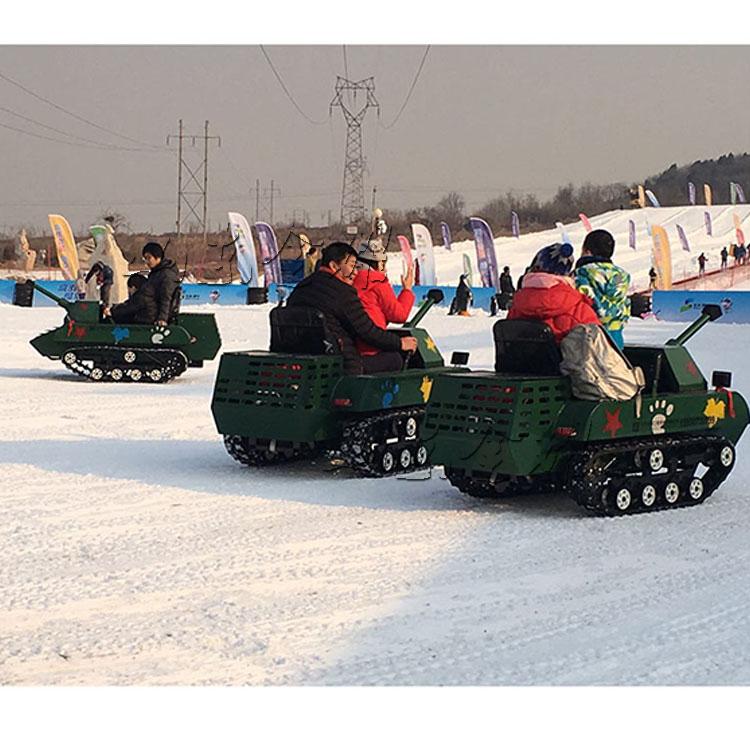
[0,45,747,235]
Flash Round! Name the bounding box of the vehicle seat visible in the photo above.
[269,306,341,355]
[493,319,561,375]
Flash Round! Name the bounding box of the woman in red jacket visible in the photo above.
[353,240,416,367]
[508,242,599,341]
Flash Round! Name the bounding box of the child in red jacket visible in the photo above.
[508,242,599,341]
[353,239,416,361]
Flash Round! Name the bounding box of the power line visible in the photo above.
[259,45,329,126]
[0,68,166,149]
[0,104,168,152]
[380,46,431,130]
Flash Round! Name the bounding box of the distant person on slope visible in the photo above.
[721,246,728,270]
[697,252,708,277]
[508,243,599,342]
[353,239,416,364]
[574,229,631,350]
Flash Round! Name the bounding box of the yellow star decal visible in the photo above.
[420,376,433,403]
[704,398,726,428]
[424,336,437,352]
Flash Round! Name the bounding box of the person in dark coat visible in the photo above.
[448,274,473,316]
[107,274,149,324]
[721,246,728,270]
[85,261,114,306]
[285,242,417,375]
[697,252,708,276]
[492,265,515,314]
[141,242,181,325]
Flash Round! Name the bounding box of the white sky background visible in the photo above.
[5,1,750,748]
[1,39,750,234]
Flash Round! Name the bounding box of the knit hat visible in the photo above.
[357,238,388,269]
[530,242,574,276]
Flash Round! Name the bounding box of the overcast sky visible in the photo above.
[0,45,748,235]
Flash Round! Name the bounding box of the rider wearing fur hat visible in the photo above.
[352,238,416,359]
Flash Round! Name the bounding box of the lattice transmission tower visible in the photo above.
[330,76,379,225]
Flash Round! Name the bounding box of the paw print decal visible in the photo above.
[151,327,171,344]
[649,399,674,434]
[381,380,400,408]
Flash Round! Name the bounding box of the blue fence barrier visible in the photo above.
[653,290,750,325]
[2,279,502,312]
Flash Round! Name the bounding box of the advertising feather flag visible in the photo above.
[688,181,696,205]
[462,253,474,286]
[637,185,646,208]
[704,211,713,236]
[555,221,571,245]
[676,224,690,253]
[411,223,437,286]
[651,225,673,290]
[733,213,745,246]
[228,212,261,286]
[645,189,660,208]
[579,213,592,232]
[397,235,413,270]
[511,211,520,238]
[628,219,636,250]
[254,222,282,285]
[467,216,499,288]
[704,183,713,206]
[440,221,452,251]
[48,214,79,281]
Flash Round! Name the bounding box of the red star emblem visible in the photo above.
[73,326,87,338]
[686,360,699,376]
[603,407,622,438]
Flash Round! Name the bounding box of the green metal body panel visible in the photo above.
[211,351,344,443]
[424,312,750,480]
[28,283,221,364]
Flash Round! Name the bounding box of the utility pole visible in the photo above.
[371,185,377,214]
[167,119,221,237]
[330,76,379,225]
[257,181,281,224]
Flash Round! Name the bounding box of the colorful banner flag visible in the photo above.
[511,211,520,238]
[704,183,713,206]
[254,221,282,285]
[704,211,713,236]
[228,212,261,286]
[731,182,746,204]
[688,181,696,205]
[676,224,690,253]
[467,216,499,288]
[397,235,413,270]
[440,221,452,251]
[651,225,673,290]
[628,219,636,250]
[637,185,646,209]
[555,221,571,245]
[411,223,437,286]
[645,189,660,208]
[462,253,473,287]
[48,214,79,281]
[733,213,745,246]
[579,213,592,232]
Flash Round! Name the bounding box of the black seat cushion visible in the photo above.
[269,305,341,355]
[493,319,561,375]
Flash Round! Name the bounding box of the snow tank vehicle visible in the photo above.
[423,304,749,515]
[211,289,467,476]
[29,281,221,383]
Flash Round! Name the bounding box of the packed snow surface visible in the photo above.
[2,304,750,685]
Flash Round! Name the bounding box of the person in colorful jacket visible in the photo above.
[353,239,416,359]
[574,229,631,349]
[507,242,599,341]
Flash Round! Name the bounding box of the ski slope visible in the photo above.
[2,304,750,685]
[391,204,750,292]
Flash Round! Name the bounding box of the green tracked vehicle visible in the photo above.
[423,305,749,515]
[211,289,466,476]
[29,281,221,383]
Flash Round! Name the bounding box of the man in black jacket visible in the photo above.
[286,242,417,375]
[141,242,181,325]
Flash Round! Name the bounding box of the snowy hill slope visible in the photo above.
[389,205,750,292]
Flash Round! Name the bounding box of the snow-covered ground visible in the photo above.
[2,303,750,685]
